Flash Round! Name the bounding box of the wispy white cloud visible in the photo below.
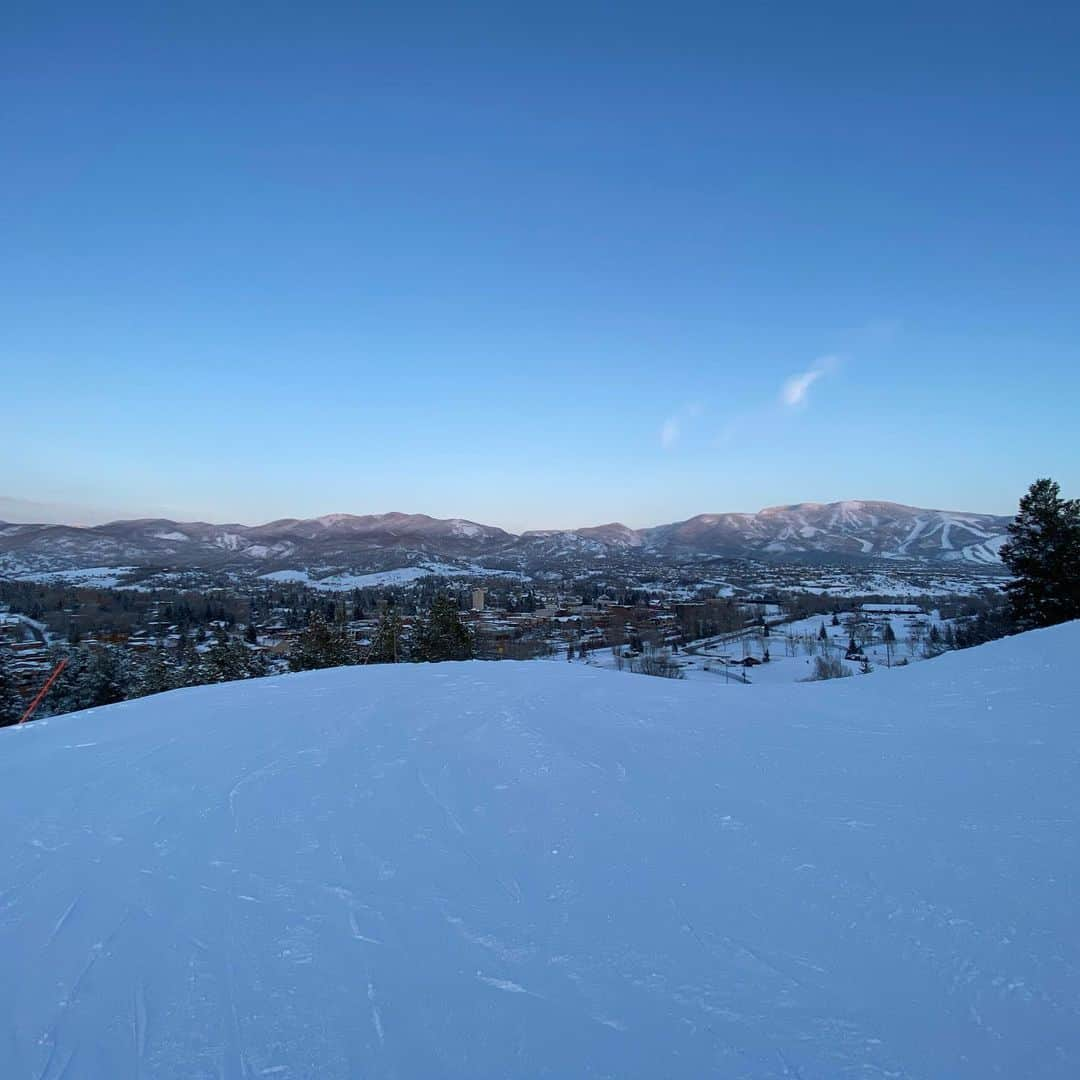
[660,416,682,448]
[660,402,705,450]
[781,368,824,407]
[780,355,839,408]
[710,352,851,448]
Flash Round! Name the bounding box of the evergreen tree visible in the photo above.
[415,595,474,662]
[45,647,134,716]
[0,647,24,727]
[203,628,265,683]
[1000,478,1080,629]
[818,622,828,641]
[44,647,91,715]
[368,607,404,663]
[135,646,175,698]
[172,630,203,688]
[245,646,269,680]
[85,648,135,708]
[952,604,1013,649]
[289,615,357,672]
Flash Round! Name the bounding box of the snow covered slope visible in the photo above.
[2,625,1078,1078]
[643,500,1011,562]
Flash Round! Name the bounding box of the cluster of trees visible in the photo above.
[0,631,272,726]
[36,629,271,718]
[3,593,483,724]
[287,596,475,672]
[1,602,479,726]
[0,579,253,644]
[675,600,747,641]
[414,597,474,662]
[632,646,685,679]
[287,617,358,672]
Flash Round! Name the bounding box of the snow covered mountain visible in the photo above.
[643,500,1010,563]
[1,624,1077,1077]
[0,512,515,577]
[0,500,1010,576]
[516,522,645,560]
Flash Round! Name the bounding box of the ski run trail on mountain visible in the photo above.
[2,624,1078,1078]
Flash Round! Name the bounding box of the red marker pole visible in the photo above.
[18,657,69,725]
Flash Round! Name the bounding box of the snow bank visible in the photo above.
[1,623,1078,1077]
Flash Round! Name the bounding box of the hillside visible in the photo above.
[0,499,1011,579]
[2,626,1077,1077]
[643,500,1009,563]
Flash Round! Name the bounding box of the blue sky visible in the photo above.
[3,2,1078,530]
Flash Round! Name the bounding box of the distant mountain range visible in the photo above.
[0,501,1011,578]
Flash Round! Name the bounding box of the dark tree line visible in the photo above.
[287,595,475,672]
[5,591,482,724]
[35,630,272,718]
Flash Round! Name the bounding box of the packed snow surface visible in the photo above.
[2,625,1079,1078]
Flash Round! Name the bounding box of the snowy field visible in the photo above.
[775,570,1003,599]
[578,609,949,685]
[1,624,1078,1077]
[6,565,140,589]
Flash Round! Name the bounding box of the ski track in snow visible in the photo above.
[367,981,384,1047]
[1,627,1079,1077]
[47,896,80,947]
